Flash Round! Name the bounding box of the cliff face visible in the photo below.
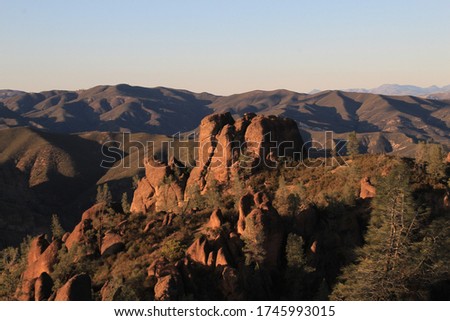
[130,113,304,214]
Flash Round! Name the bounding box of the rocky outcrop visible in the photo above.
[130,113,303,214]
[205,208,224,229]
[215,247,231,267]
[100,232,125,257]
[360,177,376,199]
[446,152,450,163]
[17,239,61,300]
[244,115,303,160]
[239,191,284,268]
[100,280,122,301]
[187,113,304,190]
[154,274,183,301]
[34,272,53,301]
[54,273,92,301]
[186,236,211,265]
[146,258,184,301]
[130,157,188,214]
[65,219,94,251]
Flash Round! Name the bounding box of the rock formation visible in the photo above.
[54,273,92,301]
[187,112,304,190]
[205,208,224,229]
[238,191,284,268]
[17,239,61,300]
[130,113,304,214]
[100,232,125,257]
[154,274,183,301]
[360,177,376,199]
[34,272,53,301]
[186,236,211,265]
[130,157,188,214]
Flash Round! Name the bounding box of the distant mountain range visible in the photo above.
[1,84,449,157]
[342,84,450,97]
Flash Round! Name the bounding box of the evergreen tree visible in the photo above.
[426,143,446,184]
[121,192,130,213]
[96,184,112,205]
[242,216,266,270]
[347,131,360,158]
[331,162,419,300]
[205,177,223,208]
[232,170,246,209]
[185,183,205,210]
[51,214,65,239]
[415,141,427,167]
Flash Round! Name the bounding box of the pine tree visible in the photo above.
[426,143,446,184]
[51,214,65,239]
[205,177,223,208]
[347,131,360,158]
[96,183,112,205]
[232,170,246,209]
[121,192,130,213]
[331,161,419,300]
[415,141,427,167]
[242,216,266,270]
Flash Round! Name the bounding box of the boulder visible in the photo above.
[186,236,211,265]
[100,232,125,257]
[154,271,184,301]
[17,240,61,300]
[81,202,107,222]
[206,208,224,229]
[446,152,450,163]
[215,247,231,267]
[237,193,254,234]
[55,273,92,301]
[34,272,53,301]
[65,219,94,251]
[100,280,122,301]
[360,177,376,199]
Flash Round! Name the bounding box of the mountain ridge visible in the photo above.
[1,84,449,156]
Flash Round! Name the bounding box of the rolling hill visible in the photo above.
[1,84,449,156]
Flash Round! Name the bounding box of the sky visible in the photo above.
[1,0,449,94]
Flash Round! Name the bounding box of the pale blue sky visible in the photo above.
[1,0,449,94]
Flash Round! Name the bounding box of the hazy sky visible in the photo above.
[1,0,449,94]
